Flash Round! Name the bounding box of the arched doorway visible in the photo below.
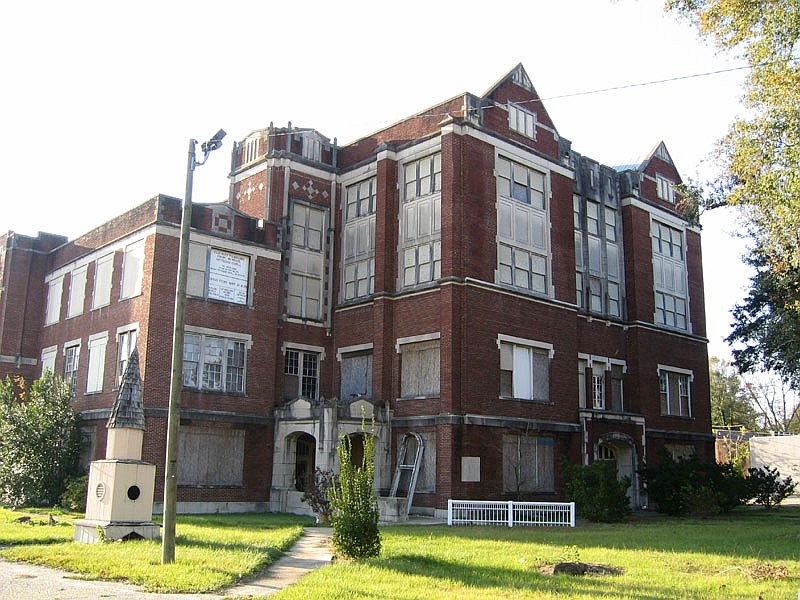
[596,433,639,508]
[294,433,316,492]
[347,433,365,469]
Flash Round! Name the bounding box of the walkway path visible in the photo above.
[0,527,333,600]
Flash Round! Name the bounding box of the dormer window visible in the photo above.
[656,174,675,203]
[508,103,537,140]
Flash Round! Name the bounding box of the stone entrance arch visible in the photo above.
[595,432,640,508]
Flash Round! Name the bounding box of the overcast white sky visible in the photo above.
[1,0,751,359]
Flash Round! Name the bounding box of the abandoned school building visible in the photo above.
[0,64,712,517]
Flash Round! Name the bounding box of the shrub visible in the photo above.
[59,475,88,512]
[564,460,631,522]
[640,449,749,516]
[301,468,335,518]
[328,422,381,559]
[746,466,797,509]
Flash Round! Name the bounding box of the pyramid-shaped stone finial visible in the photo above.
[107,347,145,430]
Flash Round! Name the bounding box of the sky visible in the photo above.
[1,0,752,359]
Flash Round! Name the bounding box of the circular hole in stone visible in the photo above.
[127,485,141,501]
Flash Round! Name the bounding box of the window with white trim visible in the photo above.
[67,266,87,318]
[652,220,688,330]
[496,156,549,294]
[499,339,550,402]
[45,276,63,325]
[284,348,319,400]
[64,342,80,397]
[86,332,108,393]
[120,240,144,299]
[659,368,692,417]
[508,102,537,140]
[399,340,440,399]
[343,177,376,300]
[574,195,623,317]
[578,357,625,412]
[40,346,57,376]
[92,253,114,309]
[656,174,675,203]
[288,202,325,319]
[116,328,138,385]
[401,154,441,288]
[187,244,251,305]
[183,333,247,394]
[301,134,322,162]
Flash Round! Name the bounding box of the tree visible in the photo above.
[666,1,800,382]
[709,356,758,429]
[0,373,83,508]
[328,423,381,559]
[742,373,800,434]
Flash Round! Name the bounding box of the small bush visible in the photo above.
[59,475,88,512]
[564,460,631,522]
[329,423,381,559]
[746,466,796,509]
[301,468,335,517]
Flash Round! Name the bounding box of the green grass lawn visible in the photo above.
[1,507,798,598]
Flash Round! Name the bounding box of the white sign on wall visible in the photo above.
[207,248,249,304]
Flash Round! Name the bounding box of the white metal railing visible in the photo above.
[447,500,575,527]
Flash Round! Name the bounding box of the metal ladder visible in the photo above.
[389,432,425,516]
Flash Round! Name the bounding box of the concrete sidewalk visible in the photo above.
[0,527,333,600]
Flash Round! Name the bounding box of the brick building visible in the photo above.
[0,65,711,516]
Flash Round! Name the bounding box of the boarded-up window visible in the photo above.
[341,352,372,400]
[178,427,245,486]
[502,435,555,494]
[45,276,63,325]
[400,341,440,398]
[67,266,87,318]
[120,240,144,299]
[86,332,108,393]
[92,253,114,309]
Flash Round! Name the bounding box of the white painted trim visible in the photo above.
[63,338,81,354]
[282,341,326,361]
[577,353,627,373]
[657,363,694,381]
[185,325,253,348]
[339,162,378,188]
[231,156,336,184]
[467,128,572,179]
[496,333,555,358]
[336,343,374,362]
[88,331,109,344]
[185,230,282,261]
[395,137,442,162]
[621,197,701,233]
[41,345,57,357]
[116,322,139,337]
[395,332,441,353]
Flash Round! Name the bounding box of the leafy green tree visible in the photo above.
[328,424,381,559]
[709,356,758,429]
[0,373,83,507]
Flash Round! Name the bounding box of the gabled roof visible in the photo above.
[481,63,559,137]
[613,141,675,173]
[107,347,145,430]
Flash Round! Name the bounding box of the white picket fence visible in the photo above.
[447,499,576,527]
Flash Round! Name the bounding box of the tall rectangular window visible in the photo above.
[117,328,138,384]
[64,342,80,397]
[289,203,325,319]
[574,195,623,317]
[499,340,550,402]
[86,332,108,393]
[40,346,57,376]
[92,253,114,309]
[659,368,692,417]
[399,340,440,399]
[244,136,259,163]
[45,276,64,325]
[401,154,442,288]
[284,348,319,400]
[183,332,248,394]
[67,266,87,318]
[652,221,688,330]
[656,174,675,203]
[343,177,376,300]
[496,156,549,295]
[120,240,144,299]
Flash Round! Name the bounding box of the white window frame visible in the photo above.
[289,202,326,319]
[45,276,64,325]
[116,325,139,385]
[343,177,376,301]
[120,239,145,300]
[92,253,114,309]
[283,346,321,400]
[183,328,251,394]
[508,102,537,140]
[86,331,108,394]
[67,265,87,319]
[574,195,622,317]
[652,220,688,330]
[40,345,57,376]
[400,153,442,289]
[657,364,693,417]
[63,339,81,396]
